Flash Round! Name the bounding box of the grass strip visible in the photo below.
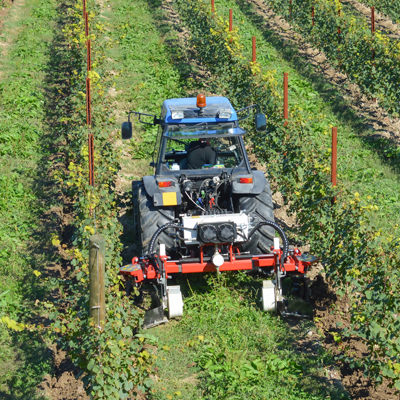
[0,0,60,396]
[149,275,350,400]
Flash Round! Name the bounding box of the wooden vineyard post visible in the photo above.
[252,37,256,63]
[89,235,106,329]
[83,0,86,18]
[289,0,292,20]
[331,127,337,204]
[211,0,215,14]
[283,72,288,126]
[229,9,232,32]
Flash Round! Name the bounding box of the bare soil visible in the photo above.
[310,278,398,399]
[0,0,13,33]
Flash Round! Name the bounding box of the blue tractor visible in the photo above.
[122,95,275,260]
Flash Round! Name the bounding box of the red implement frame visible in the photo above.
[120,244,313,283]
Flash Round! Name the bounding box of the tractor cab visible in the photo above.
[122,95,266,176]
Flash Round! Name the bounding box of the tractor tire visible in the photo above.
[132,181,175,255]
[237,180,275,255]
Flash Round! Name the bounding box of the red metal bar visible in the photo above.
[87,39,91,71]
[312,6,315,26]
[371,6,375,33]
[85,11,89,37]
[331,127,337,204]
[229,9,233,31]
[120,251,313,281]
[211,0,214,14]
[283,72,288,125]
[86,77,91,126]
[88,133,94,186]
[252,36,256,62]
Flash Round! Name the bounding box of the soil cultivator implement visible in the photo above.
[119,95,317,327]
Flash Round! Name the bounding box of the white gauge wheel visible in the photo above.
[261,280,277,312]
[167,286,183,319]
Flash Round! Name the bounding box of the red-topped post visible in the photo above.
[331,127,337,204]
[229,9,233,31]
[283,73,288,125]
[252,37,256,62]
[211,0,215,14]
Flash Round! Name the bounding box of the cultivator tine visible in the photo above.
[143,306,168,329]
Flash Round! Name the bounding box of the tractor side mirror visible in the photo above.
[121,121,132,140]
[255,113,266,132]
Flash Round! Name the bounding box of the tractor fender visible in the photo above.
[231,170,266,195]
[142,175,182,206]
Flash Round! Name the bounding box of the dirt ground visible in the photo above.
[247,0,400,145]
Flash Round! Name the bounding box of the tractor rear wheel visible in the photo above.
[237,181,275,255]
[132,181,175,255]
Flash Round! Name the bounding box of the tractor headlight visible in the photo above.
[171,110,184,119]
[218,109,232,119]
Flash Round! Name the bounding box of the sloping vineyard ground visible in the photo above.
[357,0,400,25]
[1,0,400,396]
[344,0,400,39]
[243,0,400,143]
[212,0,400,233]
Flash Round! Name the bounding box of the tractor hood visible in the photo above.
[161,96,238,124]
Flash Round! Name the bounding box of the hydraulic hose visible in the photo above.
[148,220,180,255]
[248,218,289,261]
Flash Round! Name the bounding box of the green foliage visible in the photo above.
[361,0,400,24]
[43,0,156,397]
[0,0,57,395]
[263,0,400,117]
[174,0,400,390]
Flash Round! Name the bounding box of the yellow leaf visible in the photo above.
[198,335,204,342]
[174,391,182,396]
[33,270,41,277]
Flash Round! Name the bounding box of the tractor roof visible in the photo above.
[161,96,238,124]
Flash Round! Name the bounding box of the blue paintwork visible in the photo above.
[161,96,238,124]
